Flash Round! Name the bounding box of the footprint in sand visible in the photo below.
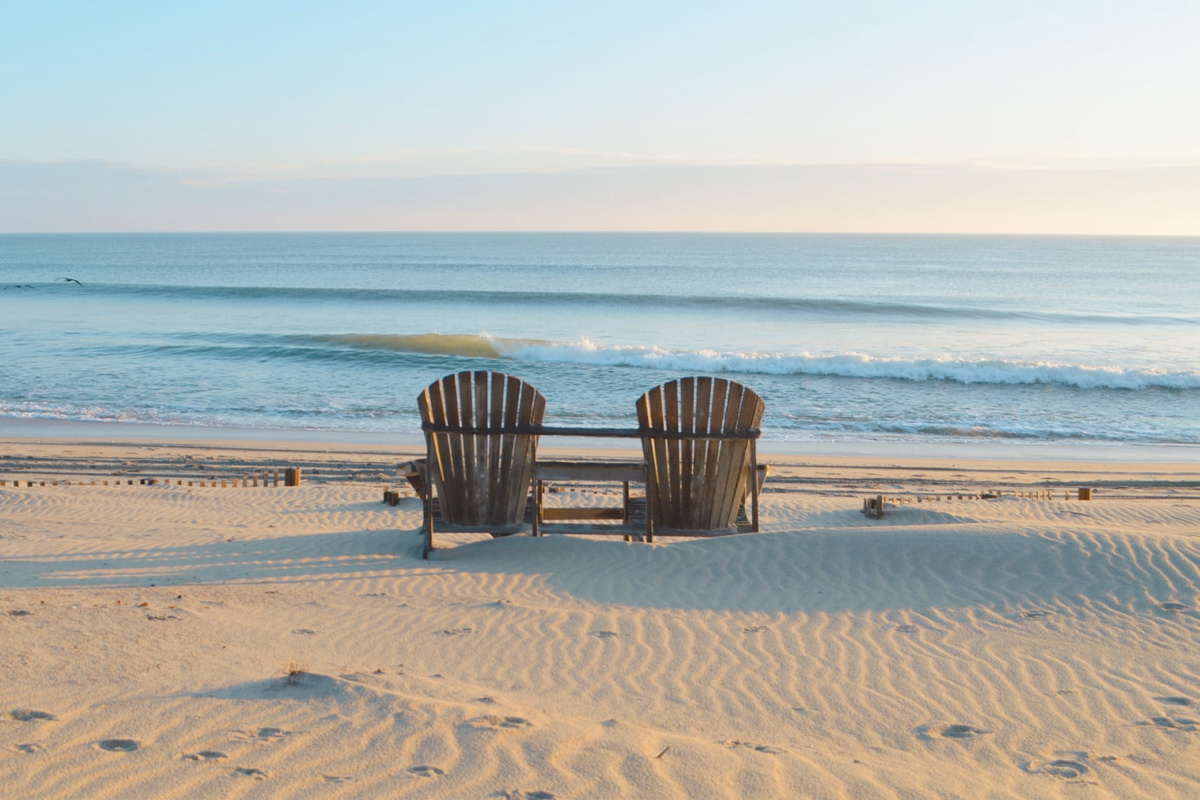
[323,774,353,783]
[1028,758,1089,779]
[723,739,785,754]
[939,724,990,739]
[1158,602,1190,612]
[894,624,919,634]
[234,767,270,779]
[291,628,316,635]
[1137,715,1198,732]
[465,715,535,731]
[235,727,293,741]
[183,750,227,761]
[407,765,445,778]
[495,792,556,800]
[97,739,140,752]
[435,627,474,636]
[1022,610,1053,620]
[916,723,990,740]
[1158,696,1194,707]
[742,626,767,634]
[15,743,43,754]
[255,727,291,740]
[6,609,32,617]
[592,630,620,638]
[10,709,56,722]
[474,696,497,704]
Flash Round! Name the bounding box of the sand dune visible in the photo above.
[3,445,1200,798]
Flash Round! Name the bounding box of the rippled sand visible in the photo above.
[2,440,1199,798]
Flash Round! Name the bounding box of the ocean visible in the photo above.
[1,232,1197,451]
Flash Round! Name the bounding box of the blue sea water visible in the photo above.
[0,232,1197,448]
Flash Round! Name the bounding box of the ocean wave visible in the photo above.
[515,342,1200,390]
[310,332,533,359]
[296,333,1200,391]
[24,282,1198,325]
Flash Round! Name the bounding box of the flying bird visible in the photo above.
[58,277,83,285]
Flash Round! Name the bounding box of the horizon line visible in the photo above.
[4,230,1200,239]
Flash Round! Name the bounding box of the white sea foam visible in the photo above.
[504,338,1200,390]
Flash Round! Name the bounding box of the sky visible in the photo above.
[3,1,1199,233]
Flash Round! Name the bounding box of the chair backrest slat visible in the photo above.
[498,374,520,521]
[458,374,480,523]
[662,380,683,525]
[637,377,764,531]
[637,385,670,527]
[697,377,722,525]
[712,381,749,528]
[680,378,696,524]
[509,379,545,523]
[487,372,505,520]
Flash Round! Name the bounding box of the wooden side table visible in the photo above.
[532,460,647,540]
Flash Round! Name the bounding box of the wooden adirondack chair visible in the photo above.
[417,371,546,557]
[636,377,765,541]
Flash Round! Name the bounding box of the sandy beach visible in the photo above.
[9,0,1200,796]
[2,435,1199,799]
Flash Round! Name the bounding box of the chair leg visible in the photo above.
[421,439,435,558]
[422,490,435,559]
[645,487,654,544]
[532,480,542,537]
[749,444,759,533]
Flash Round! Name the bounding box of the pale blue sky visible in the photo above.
[3,1,1199,231]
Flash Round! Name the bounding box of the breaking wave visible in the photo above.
[305,333,1200,391]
